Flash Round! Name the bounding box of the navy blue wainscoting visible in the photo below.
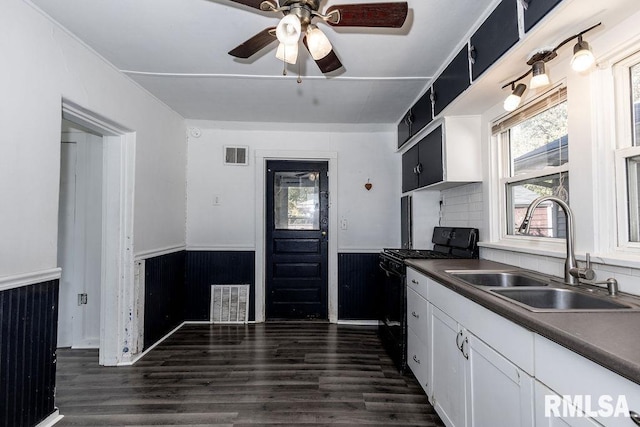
[0,280,59,427]
[143,250,187,350]
[338,253,382,320]
[185,251,256,322]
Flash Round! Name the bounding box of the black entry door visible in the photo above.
[266,160,329,320]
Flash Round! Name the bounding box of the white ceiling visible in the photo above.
[29,0,498,124]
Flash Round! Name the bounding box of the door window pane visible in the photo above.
[509,102,568,176]
[507,173,569,237]
[628,155,640,241]
[274,172,320,230]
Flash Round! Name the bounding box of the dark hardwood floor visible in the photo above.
[55,323,444,426]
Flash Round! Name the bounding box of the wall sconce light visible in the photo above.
[500,22,601,111]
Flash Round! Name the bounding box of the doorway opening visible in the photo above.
[265,160,329,320]
[59,101,136,366]
[57,120,103,349]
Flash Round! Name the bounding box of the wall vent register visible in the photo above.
[224,146,249,165]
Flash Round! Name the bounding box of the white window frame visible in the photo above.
[613,51,640,251]
[493,86,569,243]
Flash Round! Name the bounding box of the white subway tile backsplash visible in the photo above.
[440,183,483,229]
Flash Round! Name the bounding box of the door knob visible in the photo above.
[322,231,327,236]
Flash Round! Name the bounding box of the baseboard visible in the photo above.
[35,410,63,427]
[116,319,260,366]
[337,319,380,326]
[118,321,187,366]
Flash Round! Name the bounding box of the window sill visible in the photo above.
[479,238,567,260]
[479,240,640,270]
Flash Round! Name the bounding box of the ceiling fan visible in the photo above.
[225,0,409,74]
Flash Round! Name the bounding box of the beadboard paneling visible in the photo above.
[0,280,59,427]
[185,251,255,321]
[338,253,382,320]
[143,251,186,350]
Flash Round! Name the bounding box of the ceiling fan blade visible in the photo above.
[227,0,278,11]
[303,37,343,73]
[228,27,277,58]
[326,2,408,28]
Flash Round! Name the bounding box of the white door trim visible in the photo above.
[255,150,338,323]
[62,100,137,366]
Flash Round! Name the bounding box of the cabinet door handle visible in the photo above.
[411,311,419,319]
[411,279,419,285]
[630,411,640,426]
[461,336,469,360]
[413,354,421,364]
[455,330,463,351]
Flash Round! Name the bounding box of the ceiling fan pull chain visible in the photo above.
[297,60,302,84]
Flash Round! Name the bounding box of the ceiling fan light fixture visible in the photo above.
[305,25,332,60]
[276,42,299,65]
[276,14,302,45]
[571,37,595,72]
[530,60,550,89]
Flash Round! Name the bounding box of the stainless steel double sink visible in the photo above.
[445,270,640,312]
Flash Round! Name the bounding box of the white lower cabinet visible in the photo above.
[430,305,467,427]
[466,331,535,426]
[428,304,534,427]
[535,335,640,427]
[534,381,601,427]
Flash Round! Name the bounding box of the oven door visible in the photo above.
[378,255,407,373]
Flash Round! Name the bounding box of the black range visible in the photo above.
[378,227,479,372]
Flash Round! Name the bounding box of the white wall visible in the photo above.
[0,0,187,280]
[186,123,400,252]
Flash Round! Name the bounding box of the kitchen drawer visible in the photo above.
[407,267,428,299]
[407,326,429,395]
[429,278,535,375]
[407,287,429,341]
[535,335,640,426]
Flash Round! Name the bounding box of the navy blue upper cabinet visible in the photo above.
[397,109,412,148]
[398,88,433,149]
[470,0,519,81]
[412,88,433,136]
[524,0,563,32]
[433,46,471,117]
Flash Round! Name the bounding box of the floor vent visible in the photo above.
[210,285,250,323]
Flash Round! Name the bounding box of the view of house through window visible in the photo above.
[495,88,569,238]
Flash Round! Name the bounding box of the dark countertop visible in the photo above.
[405,258,640,386]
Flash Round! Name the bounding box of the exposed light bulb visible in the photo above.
[571,39,595,72]
[276,42,298,65]
[530,61,550,89]
[305,25,333,60]
[276,14,301,45]
[503,83,527,112]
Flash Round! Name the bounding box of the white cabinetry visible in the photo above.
[534,381,601,427]
[430,305,466,427]
[407,267,535,427]
[535,335,640,427]
[407,268,431,396]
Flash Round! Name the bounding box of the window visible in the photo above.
[493,88,569,238]
[274,171,320,230]
[614,53,640,246]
